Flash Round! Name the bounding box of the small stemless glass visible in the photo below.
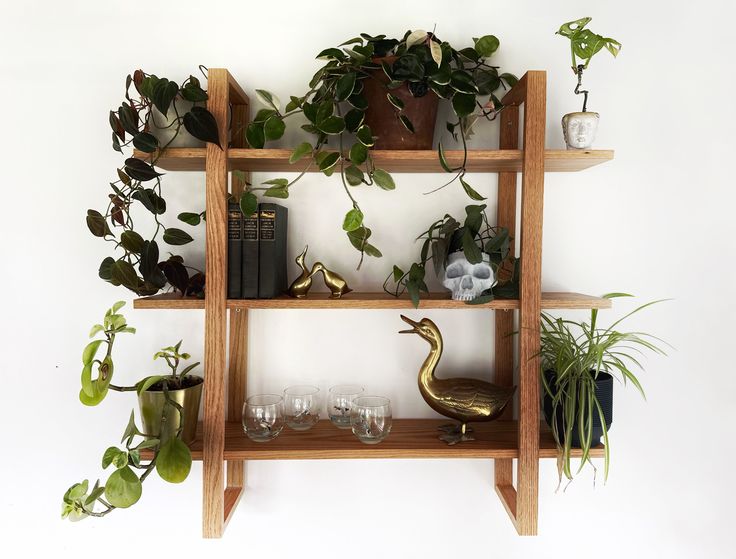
[242,394,284,442]
[328,384,365,429]
[283,385,321,431]
[350,396,392,444]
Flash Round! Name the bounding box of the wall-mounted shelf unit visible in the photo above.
[133,68,613,538]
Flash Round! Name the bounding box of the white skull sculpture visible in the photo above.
[442,252,496,301]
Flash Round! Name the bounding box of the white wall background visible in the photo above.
[2,0,734,556]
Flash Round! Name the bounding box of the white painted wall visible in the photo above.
[2,0,734,556]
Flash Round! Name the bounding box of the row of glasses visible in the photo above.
[242,384,392,444]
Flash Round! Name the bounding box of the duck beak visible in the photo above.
[399,314,420,334]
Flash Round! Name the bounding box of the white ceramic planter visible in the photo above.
[561,111,599,150]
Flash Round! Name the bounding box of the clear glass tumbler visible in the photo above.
[328,384,365,429]
[283,385,321,431]
[350,396,392,444]
[242,394,285,442]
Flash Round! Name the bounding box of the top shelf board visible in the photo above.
[134,148,613,173]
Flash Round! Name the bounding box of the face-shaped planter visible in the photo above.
[442,252,496,301]
[562,111,599,150]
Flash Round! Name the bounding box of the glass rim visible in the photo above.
[284,384,320,396]
[328,384,365,395]
[353,395,391,408]
[245,393,283,406]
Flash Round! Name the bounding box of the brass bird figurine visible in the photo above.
[399,315,516,445]
[312,262,352,299]
[287,246,314,298]
[287,245,353,299]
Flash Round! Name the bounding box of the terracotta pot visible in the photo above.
[361,56,439,150]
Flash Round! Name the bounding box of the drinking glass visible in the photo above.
[350,396,392,444]
[242,394,284,442]
[328,384,365,429]
[283,385,321,430]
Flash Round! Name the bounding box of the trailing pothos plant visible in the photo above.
[540,294,668,487]
[89,69,221,297]
[383,204,518,307]
[243,30,517,267]
[556,18,621,112]
[63,302,200,519]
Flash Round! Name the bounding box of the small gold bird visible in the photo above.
[287,245,313,298]
[399,315,516,445]
[312,262,352,299]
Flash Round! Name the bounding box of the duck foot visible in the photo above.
[437,423,475,445]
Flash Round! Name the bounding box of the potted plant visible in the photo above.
[383,204,517,307]
[89,69,222,297]
[556,17,621,149]
[539,294,668,487]
[62,302,203,519]
[241,30,517,266]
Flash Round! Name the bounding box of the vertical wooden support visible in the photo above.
[494,105,520,504]
[515,71,546,536]
[202,68,230,539]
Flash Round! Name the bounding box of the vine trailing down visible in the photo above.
[245,30,517,268]
[89,68,221,297]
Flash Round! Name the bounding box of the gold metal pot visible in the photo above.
[138,376,203,445]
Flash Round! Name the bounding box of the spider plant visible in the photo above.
[539,293,669,486]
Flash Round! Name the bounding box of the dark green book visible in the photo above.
[240,209,260,299]
[257,203,288,299]
[227,202,242,299]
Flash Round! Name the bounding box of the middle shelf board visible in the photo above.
[133,291,612,311]
[144,419,604,461]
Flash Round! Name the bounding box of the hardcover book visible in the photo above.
[257,203,288,299]
[240,209,260,298]
[227,202,242,299]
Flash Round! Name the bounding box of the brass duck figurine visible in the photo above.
[287,246,314,298]
[399,315,516,445]
[311,262,352,299]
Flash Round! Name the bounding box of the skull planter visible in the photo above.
[442,252,496,301]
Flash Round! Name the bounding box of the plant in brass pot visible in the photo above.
[62,302,202,520]
[89,69,222,297]
[244,31,517,266]
[556,17,621,149]
[539,294,668,487]
[384,204,517,307]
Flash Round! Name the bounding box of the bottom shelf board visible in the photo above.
[169,419,604,461]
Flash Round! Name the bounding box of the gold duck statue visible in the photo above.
[399,315,516,445]
[287,245,353,299]
[288,246,314,298]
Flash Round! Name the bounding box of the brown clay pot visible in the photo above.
[361,56,439,150]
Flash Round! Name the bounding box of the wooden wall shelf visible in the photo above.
[134,147,613,173]
[142,420,604,461]
[133,292,612,310]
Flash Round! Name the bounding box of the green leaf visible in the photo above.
[399,114,414,133]
[131,189,166,214]
[372,169,395,190]
[240,191,258,217]
[156,438,192,483]
[387,93,404,110]
[245,122,265,148]
[345,164,364,186]
[407,280,421,309]
[80,362,95,397]
[263,178,288,186]
[452,93,476,118]
[89,324,104,338]
[438,141,453,173]
[316,100,334,122]
[183,107,221,148]
[392,265,405,282]
[124,158,162,182]
[450,71,478,94]
[474,35,500,57]
[151,78,178,116]
[289,142,312,163]
[263,116,285,141]
[104,466,142,508]
[460,177,485,200]
[349,142,368,165]
[86,210,110,238]
[316,47,346,60]
[120,230,145,253]
[363,243,382,257]
[132,132,159,153]
[348,93,368,110]
[112,451,129,469]
[462,229,482,264]
[180,81,208,103]
[335,72,357,101]
[500,73,518,88]
[356,125,374,147]
[163,228,194,246]
[134,438,160,451]
[255,89,280,111]
[342,208,364,232]
[121,410,141,444]
[139,241,160,282]
[317,151,341,173]
[344,109,365,132]
[253,109,276,123]
[178,212,201,226]
[111,260,139,290]
[264,186,289,198]
[317,115,345,135]
[136,375,165,395]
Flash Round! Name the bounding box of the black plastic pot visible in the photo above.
[542,370,613,447]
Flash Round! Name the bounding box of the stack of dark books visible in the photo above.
[227,202,288,299]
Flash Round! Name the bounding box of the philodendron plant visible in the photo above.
[556,18,621,112]
[62,302,200,519]
[90,69,221,298]
[383,204,517,307]
[244,30,517,266]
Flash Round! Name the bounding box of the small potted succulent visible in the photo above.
[540,294,668,487]
[242,30,517,266]
[90,69,221,298]
[383,204,517,307]
[62,302,202,519]
[556,17,621,149]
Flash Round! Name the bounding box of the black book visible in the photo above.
[257,203,288,299]
[240,208,260,298]
[227,202,242,299]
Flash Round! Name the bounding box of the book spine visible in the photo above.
[258,203,288,299]
[240,210,260,298]
[227,202,242,299]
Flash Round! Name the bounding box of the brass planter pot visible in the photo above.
[138,376,203,445]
